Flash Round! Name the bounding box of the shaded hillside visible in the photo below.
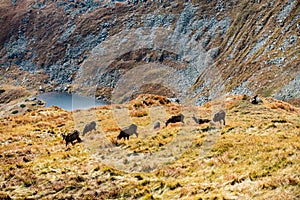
[0,0,299,105]
[0,94,299,199]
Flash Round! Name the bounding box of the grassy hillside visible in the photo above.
[0,1,299,198]
[0,94,299,199]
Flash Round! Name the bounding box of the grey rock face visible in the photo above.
[143,13,175,28]
[1,0,299,105]
[229,81,253,96]
[195,96,211,106]
[59,24,77,43]
[17,60,37,73]
[5,34,27,59]
[273,72,300,101]
[276,0,296,22]
[10,0,18,6]
[32,1,46,9]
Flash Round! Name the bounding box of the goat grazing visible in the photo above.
[165,114,184,126]
[82,121,96,136]
[153,121,161,130]
[212,110,226,126]
[192,115,210,124]
[117,124,138,140]
[62,130,82,147]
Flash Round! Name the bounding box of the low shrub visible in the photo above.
[11,110,18,114]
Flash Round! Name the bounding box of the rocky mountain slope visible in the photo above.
[1,1,300,199]
[0,0,299,105]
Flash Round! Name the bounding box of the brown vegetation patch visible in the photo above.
[0,86,31,104]
[287,98,300,108]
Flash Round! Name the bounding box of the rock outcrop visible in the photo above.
[0,0,299,105]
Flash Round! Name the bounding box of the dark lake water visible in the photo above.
[36,92,107,111]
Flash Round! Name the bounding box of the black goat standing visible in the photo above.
[165,114,184,126]
[117,124,138,140]
[62,130,82,147]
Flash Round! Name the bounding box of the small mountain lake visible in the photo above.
[36,92,107,111]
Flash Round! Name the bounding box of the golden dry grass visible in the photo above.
[0,94,299,199]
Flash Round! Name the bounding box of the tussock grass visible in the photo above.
[0,94,299,199]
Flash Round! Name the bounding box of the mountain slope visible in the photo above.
[0,0,299,105]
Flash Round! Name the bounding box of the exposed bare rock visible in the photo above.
[0,0,299,104]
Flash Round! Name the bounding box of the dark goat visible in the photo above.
[250,95,263,104]
[62,130,82,147]
[153,121,161,130]
[82,121,96,136]
[165,114,184,126]
[212,110,226,126]
[117,124,138,140]
[192,116,210,124]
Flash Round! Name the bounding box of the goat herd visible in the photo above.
[61,110,226,147]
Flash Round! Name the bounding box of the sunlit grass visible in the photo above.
[0,94,299,199]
